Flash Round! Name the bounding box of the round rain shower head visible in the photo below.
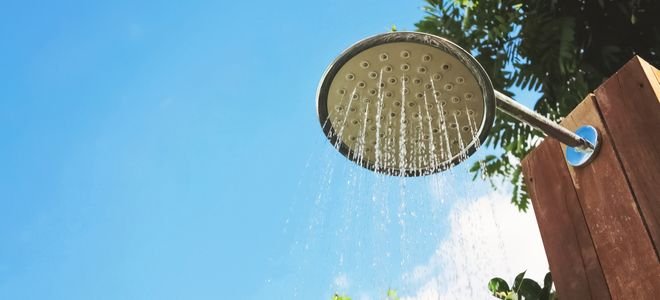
[317,32,496,176]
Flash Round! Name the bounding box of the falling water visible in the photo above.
[280,39,552,299]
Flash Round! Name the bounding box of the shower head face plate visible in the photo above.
[317,32,496,176]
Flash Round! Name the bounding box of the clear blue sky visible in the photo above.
[0,1,543,299]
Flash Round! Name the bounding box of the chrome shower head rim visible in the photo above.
[316,31,496,176]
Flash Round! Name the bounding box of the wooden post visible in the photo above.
[522,56,660,299]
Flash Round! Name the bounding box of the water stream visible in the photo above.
[280,63,546,299]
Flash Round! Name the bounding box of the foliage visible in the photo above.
[332,294,351,300]
[488,271,556,300]
[386,288,399,300]
[416,0,660,211]
[331,289,399,300]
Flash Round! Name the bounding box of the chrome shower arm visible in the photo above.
[494,90,595,151]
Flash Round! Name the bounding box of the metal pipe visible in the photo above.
[494,90,595,151]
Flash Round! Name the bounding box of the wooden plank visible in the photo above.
[522,137,610,299]
[559,95,660,299]
[594,57,660,253]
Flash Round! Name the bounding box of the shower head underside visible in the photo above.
[317,32,496,176]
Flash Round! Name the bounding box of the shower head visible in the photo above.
[316,32,496,176]
[317,32,599,176]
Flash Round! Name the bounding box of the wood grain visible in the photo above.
[522,137,610,299]
[560,95,660,299]
[594,57,660,254]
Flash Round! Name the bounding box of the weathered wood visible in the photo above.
[522,56,660,298]
[594,57,660,253]
[559,95,660,299]
[522,135,610,300]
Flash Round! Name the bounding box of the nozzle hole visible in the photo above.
[379,53,389,61]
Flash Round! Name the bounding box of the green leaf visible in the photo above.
[518,278,542,299]
[387,288,399,299]
[543,272,552,289]
[539,272,553,300]
[332,294,351,300]
[489,277,511,295]
[512,270,527,292]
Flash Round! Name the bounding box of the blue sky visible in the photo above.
[0,1,547,299]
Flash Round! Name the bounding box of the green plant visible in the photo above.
[488,271,555,300]
[415,0,660,211]
[331,289,399,300]
[332,294,351,300]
